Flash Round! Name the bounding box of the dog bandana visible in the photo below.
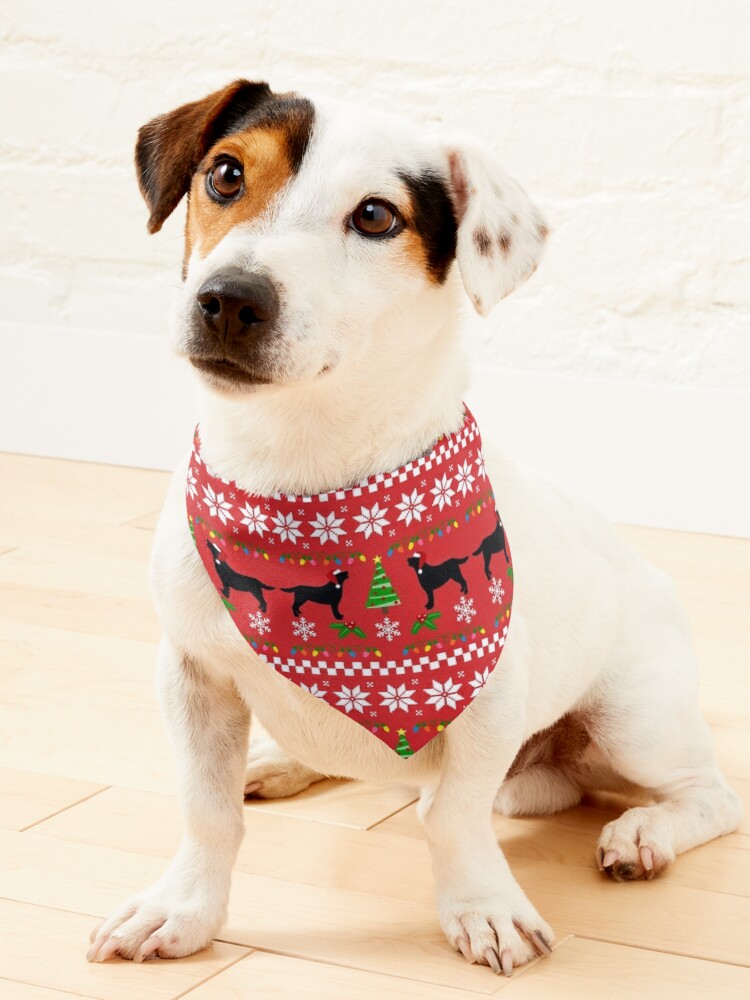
[186,408,512,757]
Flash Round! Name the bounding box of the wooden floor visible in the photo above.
[0,452,748,1000]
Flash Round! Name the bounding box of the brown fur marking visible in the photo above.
[473,227,493,256]
[498,230,513,257]
[187,128,294,260]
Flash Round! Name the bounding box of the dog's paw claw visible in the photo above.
[457,937,474,963]
[501,948,514,977]
[484,947,502,974]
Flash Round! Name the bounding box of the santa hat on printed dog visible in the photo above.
[413,549,426,572]
[328,569,345,585]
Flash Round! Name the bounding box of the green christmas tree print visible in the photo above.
[366,556,401,610]
[395,728,414,758]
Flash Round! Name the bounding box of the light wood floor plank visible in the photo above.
[184,950,515,999]
[241,775,417,829]
[0,767,106,831]
[0,534,155,602]
[0,623,173,792]
[500,936,750,1000]
[0,453,168,527]
[124,510,160,531]
[0,898,249,1000]
[0,982,101,1000]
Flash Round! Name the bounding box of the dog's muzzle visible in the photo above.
[188,268,281,385]
[195,268,279,350]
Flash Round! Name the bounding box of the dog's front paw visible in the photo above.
[245,737,325,799]
[440,892,554,975]
[86,883,224,963]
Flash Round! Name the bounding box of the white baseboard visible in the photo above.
[2,322,748,538]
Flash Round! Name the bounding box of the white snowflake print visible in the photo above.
[454,595,477,623]
[248,610,271,635]
[395,488,427,526]
[239,502,268,536]
[300,682,327,699]
[309,511,347,544]
[375,617,401,641]
[186,468,198,499]
[202,483,234,525]
[469,667,490,698]
[353,502,390,539]
[230,491,236,499]
[475,449,487,479]
[335,684,371,714]
[488,577,505,604]
[271,510,303,543]
[425,677,464,711]
[292,617,317,641]
[430,473,455,511]
[379,683,417,713]
[454,459,476,497]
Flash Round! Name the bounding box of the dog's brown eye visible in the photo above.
[208,158,244,201]
[350,199,400,237]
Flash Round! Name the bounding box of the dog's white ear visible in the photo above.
[444,135,549,316]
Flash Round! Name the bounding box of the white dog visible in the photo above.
[87,80,741,975]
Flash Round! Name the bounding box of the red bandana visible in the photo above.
[186,408,512,757]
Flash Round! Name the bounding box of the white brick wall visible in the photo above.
[1,0,748,532]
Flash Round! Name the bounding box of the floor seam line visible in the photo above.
[19,784,113,833]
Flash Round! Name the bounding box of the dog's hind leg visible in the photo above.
[245,735,326,799]
[590,643,742,881]
[87,638,250,961]
[495,766,582,816]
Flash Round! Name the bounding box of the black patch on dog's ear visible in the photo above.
[399,169,458,283]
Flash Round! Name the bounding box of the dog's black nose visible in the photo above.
[196,269,279,347]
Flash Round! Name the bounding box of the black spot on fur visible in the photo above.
[399,169,458,282]
[473,228,493,256]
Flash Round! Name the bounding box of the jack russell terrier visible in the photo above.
[87,80,741,975]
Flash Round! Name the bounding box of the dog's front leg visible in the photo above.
[422,656,554,975]
[87,637,249,962]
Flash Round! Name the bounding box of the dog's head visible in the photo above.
[136,80,547,395]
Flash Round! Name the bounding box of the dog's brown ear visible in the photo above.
[444,135,549,316]
[135,80,272,234]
